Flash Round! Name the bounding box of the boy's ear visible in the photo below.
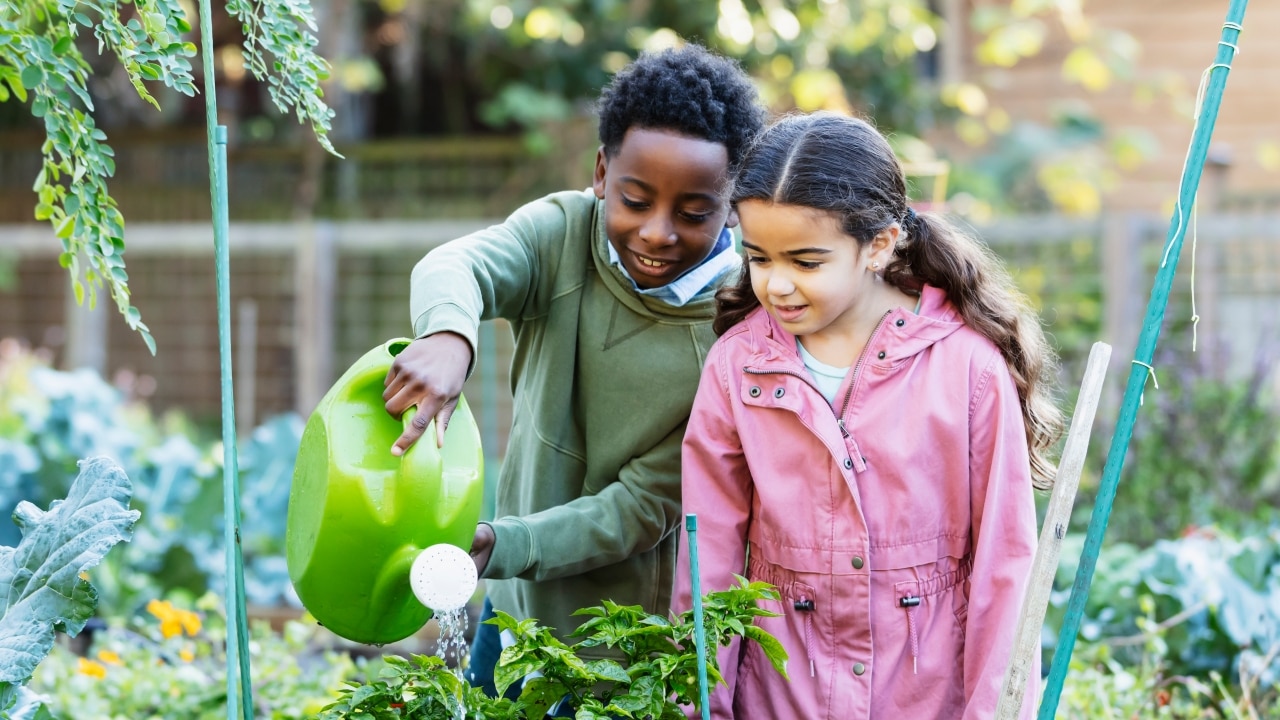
[592,146,608,199]
[725,204,740,229]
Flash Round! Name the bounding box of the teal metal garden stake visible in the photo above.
[1037,3,1247,717]
[685,514,711,720]
[196,3,253,718]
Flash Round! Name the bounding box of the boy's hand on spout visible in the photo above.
[383,332,472,454]
[470,523,495,576]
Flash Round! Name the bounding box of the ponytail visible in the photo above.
[885,213,1064,490]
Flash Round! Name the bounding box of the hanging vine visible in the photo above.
[0,0,337,353]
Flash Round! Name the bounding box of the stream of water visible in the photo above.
[435,607,471,718]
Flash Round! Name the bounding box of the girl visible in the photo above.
[673,112,1063,719]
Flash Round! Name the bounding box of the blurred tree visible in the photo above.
[0,0,337,351]
[355,0,1145,216]
[362,0,943,138]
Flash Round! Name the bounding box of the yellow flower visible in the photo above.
[177,608,202,636]
[179,648,195,663]
[78,658,107,679]
[96,650,123,666]
[147,599,203,638]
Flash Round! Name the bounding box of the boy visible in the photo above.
[381,43,765,697]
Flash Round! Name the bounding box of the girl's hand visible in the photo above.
[382,332,472,454]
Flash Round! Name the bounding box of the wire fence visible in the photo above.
[3,212,1278,457]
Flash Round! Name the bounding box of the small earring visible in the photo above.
[871,262,881,271]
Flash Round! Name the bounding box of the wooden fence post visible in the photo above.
[294,221,336,416]
[1101,213,1146,408]
[236,298,258,433]
[62,281,107,374]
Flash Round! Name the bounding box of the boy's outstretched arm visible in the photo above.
[383,331,472,453]
[382,193,572,453]
[480,421,687,582]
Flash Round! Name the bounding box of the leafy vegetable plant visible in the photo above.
[0,457,139,715]
[320,577,788,720]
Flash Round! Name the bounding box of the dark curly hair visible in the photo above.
[596,43,765,170]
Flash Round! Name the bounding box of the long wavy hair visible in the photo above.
[716,112,1064,490]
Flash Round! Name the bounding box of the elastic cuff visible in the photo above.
[481,517,534,580]
[412,302,480,377]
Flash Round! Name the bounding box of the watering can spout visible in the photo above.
[286,338,484,644]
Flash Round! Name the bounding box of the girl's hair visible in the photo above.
[716,112,1064,489]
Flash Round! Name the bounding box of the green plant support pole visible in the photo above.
[1038,4,1246,718]
[685,514,711,720]
[196,1,253,717]
[215,126,254,720]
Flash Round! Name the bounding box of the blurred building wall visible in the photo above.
[958,0,1280,213]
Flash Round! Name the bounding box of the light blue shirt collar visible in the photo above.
[607,227,738,307]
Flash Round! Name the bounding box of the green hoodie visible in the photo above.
[410,189,721,647]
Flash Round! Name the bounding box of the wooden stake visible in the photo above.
[995,341,1112,720]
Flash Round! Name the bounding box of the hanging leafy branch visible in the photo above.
[227,0,337,155]
[0,0,337,353]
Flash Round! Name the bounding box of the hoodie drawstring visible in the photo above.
[900,595,921,674]
[794,597,816,677]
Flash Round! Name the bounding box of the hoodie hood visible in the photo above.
[740,284,965,369]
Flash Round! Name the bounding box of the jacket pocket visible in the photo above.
[891,555,972,677]
[744,553,820,680]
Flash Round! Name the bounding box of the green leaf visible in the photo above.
[20,65,43,90]
[584,659,631,684]
[33,204,54,221]
[743,625,790,680]
[0,458,139,707]
[54,214,74,239]
[73,12,93,27]
[6,684,58,719]
[517,676,570,719]
[53,36,73,55]
[3,75,27,103]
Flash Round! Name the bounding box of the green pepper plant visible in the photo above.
[320,577,789,720]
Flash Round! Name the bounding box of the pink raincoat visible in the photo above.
[673,285,1040,719]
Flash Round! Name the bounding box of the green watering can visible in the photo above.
[286,338,484,644]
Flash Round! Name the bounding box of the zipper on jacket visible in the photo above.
[836,310,893,423]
